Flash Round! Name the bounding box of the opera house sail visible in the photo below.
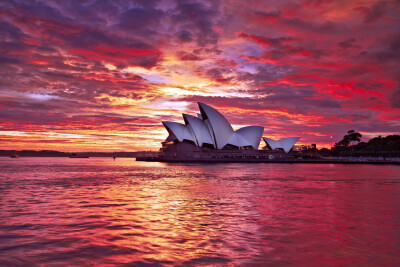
[262,137,301,153]
[137,102,301,162]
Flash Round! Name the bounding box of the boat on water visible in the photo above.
[69,153,89,158]
[10,153,19,158]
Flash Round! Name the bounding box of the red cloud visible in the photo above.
[237,32,293,48]
[70,45,161,67]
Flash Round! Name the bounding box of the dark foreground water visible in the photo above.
[0,158,400,266]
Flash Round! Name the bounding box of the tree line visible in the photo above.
[320,130,400,157]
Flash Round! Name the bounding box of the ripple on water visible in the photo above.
[0,159,400,266]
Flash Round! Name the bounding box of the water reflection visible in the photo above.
[0,158,399,265]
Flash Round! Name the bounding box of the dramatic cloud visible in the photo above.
[0,0,399,151]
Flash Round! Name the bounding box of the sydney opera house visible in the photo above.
[138,102,300,162]
[137,102,300,162]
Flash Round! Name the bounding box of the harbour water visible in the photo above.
[1,157,400,266]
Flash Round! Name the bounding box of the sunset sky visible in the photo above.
[1,0,400,151]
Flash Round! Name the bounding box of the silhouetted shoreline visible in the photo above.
[0,150,141,158]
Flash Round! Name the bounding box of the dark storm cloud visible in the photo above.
[338,38,357,49]
[247,80,343,113]
[177,51,201,61]
[254,10,281,21]
[9,0,64,20]
[391,88,400,108]
[252,65,293,83]
[238,32,323,63]
[0,20,24,40]
[44,71,76,79]
[176,30,194,43]
[193,46,222,56]
[50,1,114,27]
[1,0,164,68]
[205,67,233,84]
[355,1,388,24]
[0,0,164,134]
[281,18,340,34]
[180,82,342,118]
[0,102,148,129]
[237,32,293,48]
[0,20,34,59]
[364,32,400,108]
[0,99,70,126]
[172,1,220,46]
[370,33,400,63]
[0,55,20,64]
[118,7,164,35]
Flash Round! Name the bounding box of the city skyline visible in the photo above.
[1,0,399,151]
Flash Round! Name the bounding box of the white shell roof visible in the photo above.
[227,132,252,148]
[227,133,240,147]
[235,126,264,149]
[183,126,195,142]
[162,121,186,142]
[198,102,234,149]
[182,114,214,147]
[278,137,300,153]
[263,137,300,153]
[263,137,277,150]
[165,134,176,142]
[202,125,214,146]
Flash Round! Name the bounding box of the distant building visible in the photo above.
[311,144,317,150]
[294,144,317,152]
